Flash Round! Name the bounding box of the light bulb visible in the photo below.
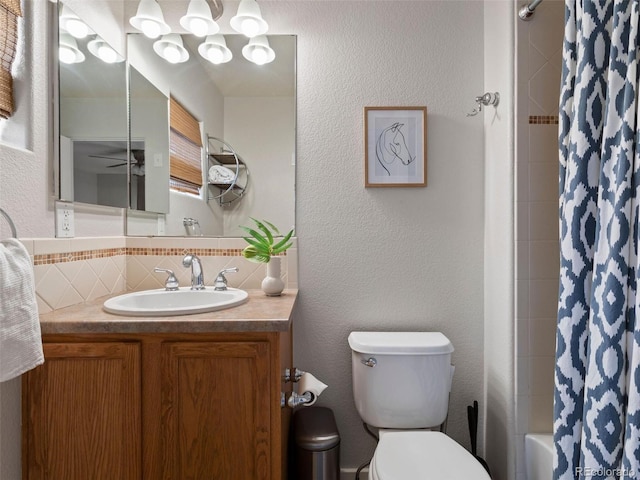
[140,19,162,39]
[154,34,188,63]
[98,45,118,63]
[188,17,209,37]
[198,35,232,64]
[130,0,170,38]
[251,47,268,65]
[88,38,123,64]
[163,44,182,64]
[241,18,260,37]
[65,18,90,39]
[242,35,274,65]
[59,46,77,64]
[59,33,84,64]
[231,0,268,37]
[206,46,224,64]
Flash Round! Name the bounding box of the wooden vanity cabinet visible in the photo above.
[22,329,293,480]
[21,341,142,479]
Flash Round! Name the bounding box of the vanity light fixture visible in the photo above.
[127,0,273,65]
[242,35,275,65]
[87,37,124,64]
[59,5,93,39]
[130,0,171,39]
[230,0,268,38]
[180,0,220,37]
[59,33,85,64]
[153,34,190,64]
[198,34,232,64]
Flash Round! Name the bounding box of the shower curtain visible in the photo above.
[555,0,640,479]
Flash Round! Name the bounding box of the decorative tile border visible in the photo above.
[33,247,286,265]
[529,115,559,125]
[34,248,126,266]
[126,247,245,257]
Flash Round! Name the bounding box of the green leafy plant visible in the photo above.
[240,218,294,263]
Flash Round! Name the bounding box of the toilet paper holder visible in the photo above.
[282,368,328,408]
[283,368,309,408]
[280,368,314,408]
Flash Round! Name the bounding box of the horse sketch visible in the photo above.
[375,122,415,176]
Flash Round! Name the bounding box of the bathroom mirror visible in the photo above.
[57,2,170,214]
[128,66,170,213]
[58,3,129,209]
[55,1,296,236]
[126,33,296,237]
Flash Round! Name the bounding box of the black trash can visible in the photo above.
[293,406,340,480]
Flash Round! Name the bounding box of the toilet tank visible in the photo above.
[348,331,454,429]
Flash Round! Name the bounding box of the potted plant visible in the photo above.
[240,218,294,295]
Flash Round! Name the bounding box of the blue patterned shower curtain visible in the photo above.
[555,0,640,479]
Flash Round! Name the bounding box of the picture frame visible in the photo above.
[364,106,427,187]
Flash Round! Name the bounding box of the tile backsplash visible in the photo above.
[515,1,564,478]
[22,236,298,314]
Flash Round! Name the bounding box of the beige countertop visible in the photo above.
[38,289,297,335]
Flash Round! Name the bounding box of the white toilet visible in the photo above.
[348,331,491,479]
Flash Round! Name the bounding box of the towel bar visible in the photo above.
[0,208,17,238]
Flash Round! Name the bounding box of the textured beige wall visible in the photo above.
[288,0,485,469]
[0,0,54,240]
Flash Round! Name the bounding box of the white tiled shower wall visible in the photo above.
[515,1,564,479]
[22,236,297,314]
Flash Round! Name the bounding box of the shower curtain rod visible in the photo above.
[518,0,543,20]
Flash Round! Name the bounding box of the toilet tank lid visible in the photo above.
[348,332,454,355]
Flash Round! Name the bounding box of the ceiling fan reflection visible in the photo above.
[88,149,145,168]
[88,149,146,175]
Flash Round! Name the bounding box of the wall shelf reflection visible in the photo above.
[206,136,249,206]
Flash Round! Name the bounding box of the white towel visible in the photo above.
[208,165,236,184]
[0,239,43,382]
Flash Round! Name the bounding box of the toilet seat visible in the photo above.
[369,431,491,480]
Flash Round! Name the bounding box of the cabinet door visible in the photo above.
[161,341,271,480]
[23,341,141,480]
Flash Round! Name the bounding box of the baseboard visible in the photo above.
[341,467,369,480]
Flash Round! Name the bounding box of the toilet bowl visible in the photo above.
[348,331,491,480]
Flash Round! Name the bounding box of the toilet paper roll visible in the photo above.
[297,372,328,406]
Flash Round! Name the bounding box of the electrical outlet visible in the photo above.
[55,202,74,238]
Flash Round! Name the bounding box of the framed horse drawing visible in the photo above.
[364,106,427,187]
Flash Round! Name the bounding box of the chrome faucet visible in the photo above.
[213,267,239,291]
[182,253,205,290]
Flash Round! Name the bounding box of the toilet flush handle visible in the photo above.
[361,357,377,368]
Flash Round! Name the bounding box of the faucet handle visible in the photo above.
[154,268,179,291]
[214,267,239,291]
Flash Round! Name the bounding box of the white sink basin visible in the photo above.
[103,287,249,317]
